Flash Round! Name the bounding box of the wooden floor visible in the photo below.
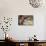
[0,42,16,46]
[0,40,46,46]
[0,40,16,46]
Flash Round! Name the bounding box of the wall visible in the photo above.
[0,0,46,40]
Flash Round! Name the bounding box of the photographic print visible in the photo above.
[18,15,33,25]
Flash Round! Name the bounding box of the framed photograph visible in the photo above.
[18,15,33,25]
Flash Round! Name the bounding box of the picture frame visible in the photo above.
[18,15,33,26]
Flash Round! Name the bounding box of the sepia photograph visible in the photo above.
[18,15,33,25]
